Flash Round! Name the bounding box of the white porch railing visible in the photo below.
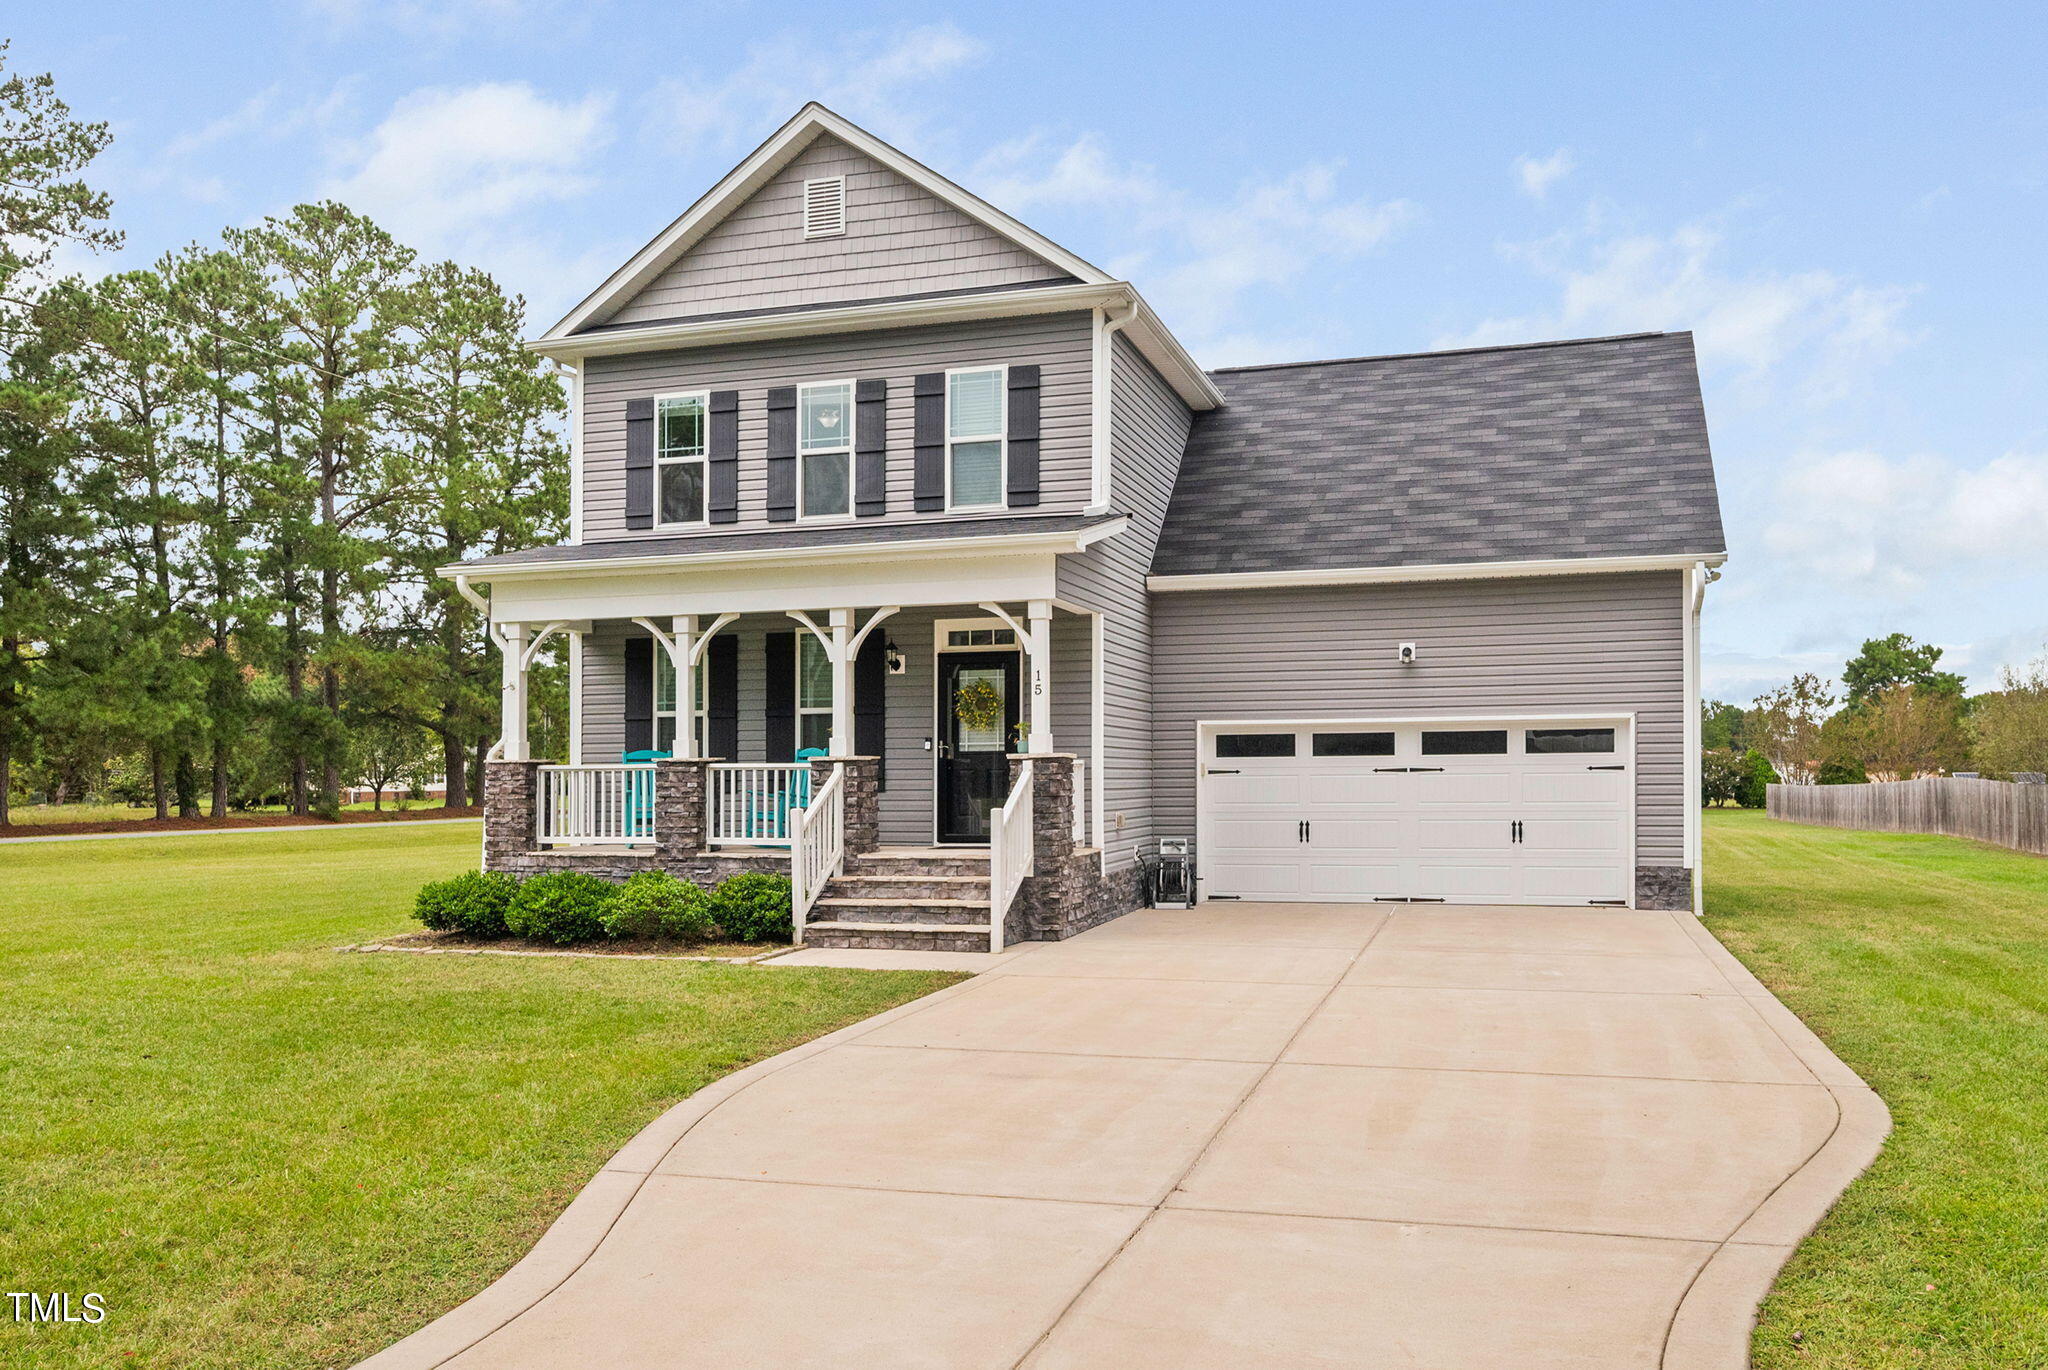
[537,764,656,845]
[987,761,1035,954]
[789,765,845,944]
[707,763,809,847]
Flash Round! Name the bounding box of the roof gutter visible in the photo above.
[1147,551,1729,593]
[438,517,1131,584]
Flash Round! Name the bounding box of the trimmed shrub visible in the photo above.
[505,871,616,945]
[414,871,517,937]
[602,870,716,943]
[708,872,794,944]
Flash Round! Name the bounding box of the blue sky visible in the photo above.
[20,1,2048,702]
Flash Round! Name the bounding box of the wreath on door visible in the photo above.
[953,678,1004,733]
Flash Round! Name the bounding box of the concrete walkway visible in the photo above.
[358,904,1887,1370]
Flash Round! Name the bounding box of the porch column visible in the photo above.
[498,622,529,762]
[1026,599,1053,753]
[828,608,853,756]
[667,615,698,758]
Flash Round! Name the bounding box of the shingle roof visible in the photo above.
[453,510,1122,572]
[1151,332,1725,577]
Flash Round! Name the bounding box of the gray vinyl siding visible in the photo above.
[1149,571,1689,865]
[577,607,1093,847]
[1055,334,1198,871]
[604,134,1065,328]
[581,312,1094,541]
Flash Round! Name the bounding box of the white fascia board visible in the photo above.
[543,103,1112,340]
[1146,551,1730,593]
[436,518,1129,584]
[532,281,1225,412]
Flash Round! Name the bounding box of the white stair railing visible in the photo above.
[707,763,809,847]
[788,764,845,945]
[986,761,1035,954]
[537,765,655,846]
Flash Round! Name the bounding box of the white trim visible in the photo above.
[530,279,1227,413]
[564,360,584,544]
[439,518,1129,583]
[1087,300,1137,514]
[543,104,1112,340]
[933,616,1022,653]
[1192,713,1638,909]
[943,364,1008,512]
[795,378,856,522]
[567,628,583,762]
[1147,552,1730,593]
[651,389,711,530]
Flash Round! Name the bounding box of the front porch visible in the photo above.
[481,599,1138,950]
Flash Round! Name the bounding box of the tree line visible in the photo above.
[0,45,567,824]
[1703,632,2048,806]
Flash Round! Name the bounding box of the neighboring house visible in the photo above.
[452,103,1726,952]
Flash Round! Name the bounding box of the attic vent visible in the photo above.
[802,176,846,238]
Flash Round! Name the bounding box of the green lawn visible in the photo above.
[1706,808,2048,1369]
[0,824,962,1368]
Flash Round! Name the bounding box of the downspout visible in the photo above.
[1085,295,1139,515]
[554,360,584,545]
[453,575,506,763]
[1687,562,1718,915]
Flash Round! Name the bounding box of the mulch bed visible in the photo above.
[0,807,483,838]
[346,928,792,964]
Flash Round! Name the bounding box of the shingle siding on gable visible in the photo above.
[603,135,1068,328]
[579,312,1095,541]
[1153,332,1725,577]
[1055,334,1197,872]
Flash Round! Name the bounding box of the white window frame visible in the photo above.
[652,649,707,755]
[795,378,855,522]
[796,632,833,753]
[653,389,709,530]
[944,365,1008,512]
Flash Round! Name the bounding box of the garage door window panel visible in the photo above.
[1525,727,1617,754]
[1312,731,1396,757]
[1421,729,1508,756]
[1216,733,1297,759]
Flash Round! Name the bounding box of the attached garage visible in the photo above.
[1197,718,1635,906]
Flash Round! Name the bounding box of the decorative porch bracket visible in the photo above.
[787,606,899,757]
[978,599,1054,752]
[630,612,739,758]
[495,618,590,761]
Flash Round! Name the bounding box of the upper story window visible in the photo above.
[655,392,707,526]
[947,367,1005,510]
[798,380,853,519]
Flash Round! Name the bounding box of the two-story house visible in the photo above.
[452,103,1726,952]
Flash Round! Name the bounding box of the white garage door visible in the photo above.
[1199,721,1633,906]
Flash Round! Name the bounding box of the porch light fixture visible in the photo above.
[885,640,906,675]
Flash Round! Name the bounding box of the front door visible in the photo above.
[937,651,1020,843]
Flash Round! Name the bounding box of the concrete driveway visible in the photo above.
[359,904,1887,1370]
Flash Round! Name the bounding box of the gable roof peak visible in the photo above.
[543,103,1114,339]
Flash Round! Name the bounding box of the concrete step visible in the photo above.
[827,874,991,901]
[843,849,990,879]
[812,896,991,926]
[804,920,993,952]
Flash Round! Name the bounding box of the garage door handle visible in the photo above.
[1587,764,1626,771]
[1410,767,1444,773]
[1206,768,1240,776]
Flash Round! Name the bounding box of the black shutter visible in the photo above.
[913,372,945,511]
[707,389,739,525]
[623,636,654,755]
[1006,364,1040,508]
[706,632,739,760]
[855,630,888,787]
[764,631,796,760]
[624,397,656,529]
[854,378,887,517]
[765,386,797,522]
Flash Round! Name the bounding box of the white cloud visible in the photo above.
[1442,218,1913,403]
[648,24,986,155]
[1515,148,1575,198]
[1763,448,2048,596]
[322,82,612,245]
[973,133,1417,360]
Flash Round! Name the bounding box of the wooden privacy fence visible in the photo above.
[1767,777,2048,856]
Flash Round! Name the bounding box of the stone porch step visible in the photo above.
[803,920,994,952]
[843,849,991,878]
[812,897,991,926]
[826,874,992,900]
